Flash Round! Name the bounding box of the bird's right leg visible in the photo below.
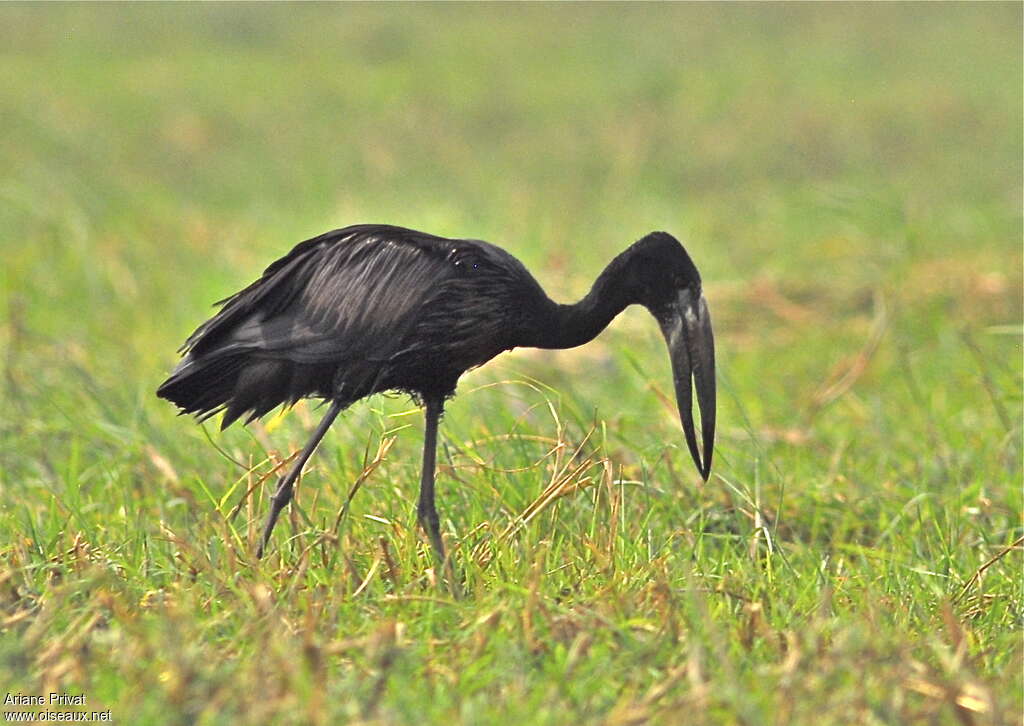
[257,400,343,558]
[417,396,447,564]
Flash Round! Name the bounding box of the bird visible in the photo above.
[157,224,716,562]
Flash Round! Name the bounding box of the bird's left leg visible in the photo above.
[257,400,343,558]
[417,395,447,565]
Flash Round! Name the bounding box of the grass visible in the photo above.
[1,4,1021,724]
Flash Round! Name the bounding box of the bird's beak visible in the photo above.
[656,289,716,480]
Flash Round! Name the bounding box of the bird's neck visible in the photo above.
[531,258,634,350]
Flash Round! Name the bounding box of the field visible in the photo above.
[1,4,1021,724]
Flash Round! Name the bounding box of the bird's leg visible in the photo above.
[257,400,343,559]
[417,396,447,565]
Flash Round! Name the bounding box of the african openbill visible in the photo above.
[157,224,716,562]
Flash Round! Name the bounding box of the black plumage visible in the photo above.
[158,224,716,561]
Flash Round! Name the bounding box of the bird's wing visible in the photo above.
[160,225,544,425]
[183,225,457,368]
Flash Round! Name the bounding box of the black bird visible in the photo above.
[157,224,715,561]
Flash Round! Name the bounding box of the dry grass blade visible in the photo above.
[227,449,303,522]
[808,290,888,416]
[517,459,597,529]
[331,435,396,537]
[472,424,603,566]
[902,677,992,720]
[473,459,599,567]
[961,328,1014,433]
[953,535,1024,604]
[449,432,563,475]
[144,444,179,484]
[351,554,383,598]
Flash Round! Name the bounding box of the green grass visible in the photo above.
[1,4,1021,724]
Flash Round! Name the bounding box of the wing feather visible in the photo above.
[184,226,455,368]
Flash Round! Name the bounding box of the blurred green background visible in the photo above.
[1,4,1020,725]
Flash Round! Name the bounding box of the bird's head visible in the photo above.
[626,232,716,481]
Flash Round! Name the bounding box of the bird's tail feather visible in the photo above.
[221,359,292,428]
[155,354,280,428]
[157,353,333,430]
